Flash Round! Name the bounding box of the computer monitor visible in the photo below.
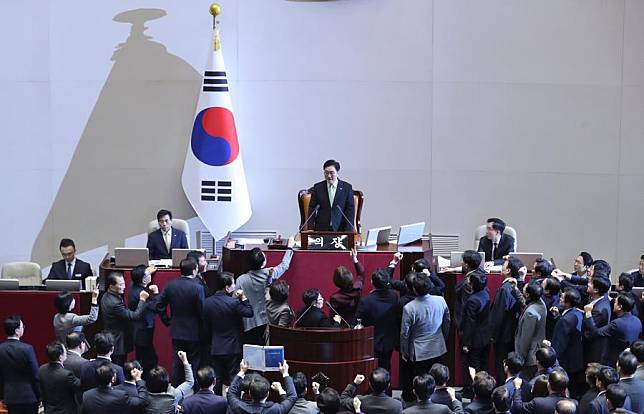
[45,279,82,291]
[0,279,20,290]
[450,251,486,269]
[509,252,543,269]
[397,222,425,245]
[114,248,149,267]
[364,226,392,247]
[172,248,205,268]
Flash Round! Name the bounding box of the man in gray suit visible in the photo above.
[63,332,87,378]
[514,282,547,379]
[400,272,451,377]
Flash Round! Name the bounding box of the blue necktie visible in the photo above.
[66,263,72,279]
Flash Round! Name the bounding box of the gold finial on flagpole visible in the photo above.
[210,3,222,51]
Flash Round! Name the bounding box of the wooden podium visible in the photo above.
[268,325,377,395]
[300,231,356,250]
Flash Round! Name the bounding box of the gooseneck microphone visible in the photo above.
[299,205,320,232]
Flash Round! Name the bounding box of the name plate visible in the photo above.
[306,234,349,250]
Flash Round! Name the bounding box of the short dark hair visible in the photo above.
[579,251,593,267]
[555,399,577,414]
[525,282,543,302]
[323,159,340,171]
[214,272,234,291]
[617,351,638,376]
[95,363,115,387]
[585,362,602,387]
[404,271,417,292]
[536,346,557,369]
[591,276,611,295]
[606,384,627,409]
[429,363,450,386]
[504,352,524,375]
[249,374,270,402]
[187,250,205,263]
[45,341,65,362]
[59,238,76,250]
[3,315,21,336]
[302,288,320,307]
[592,259,612,278]
[293,372,308,398]
[616,294,635,312]
[369,368,390,394]
[532,375,549,398]
[543,277,560,296]
[317,387,340,413]
[491,386,512,412]
[469,271,487,292]
[180,258,197,276]
[507,256,524,278]
[412,374,435,400]
[412,258,432,273]
[548,369,569,393]
[473,371,496,400]
[371,268,391,290]
[269,280,289,303]
[534,259,553,278]
[156,209,172,220]
[487,218,506,234]
[596,366,619,389]
[123,360,142,381]
[333,266,354,290]
[54,291,74,314]
[462,250,482,270]
[130,265,147,285]
[631,339,644,363]
[94,332,114,355]
[147,366,170,393]
[248,247,265,271]
[618,272,634,292]
[412,272,432,296]
[106,272,123,288]
[197,366,216,389]
[562,288,581,307]
[65,332,84,349]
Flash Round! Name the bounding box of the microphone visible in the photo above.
[325,301,352,328]
[335,205,357,233]
[293,301,316,327]
[299,205,320,233]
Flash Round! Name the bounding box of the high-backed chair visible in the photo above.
[298,189,364,234]
[1,262,42,286]
[147,219,191,248]
[473,224,518,250]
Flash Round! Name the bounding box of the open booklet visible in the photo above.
[243,345,285,372]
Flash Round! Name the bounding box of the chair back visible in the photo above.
[1,262,42,286]
[148,219,191,248]
[298,189,364,233]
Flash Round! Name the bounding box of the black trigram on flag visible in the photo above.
[202,71,228,93]
[201,180,232,202]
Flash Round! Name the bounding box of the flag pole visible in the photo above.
[210,3,221,51]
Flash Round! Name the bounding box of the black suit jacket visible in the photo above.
[511,391,571,414]
[80,358,124,391]
[100,291,147,355]
[128,284,163,347]
[47,258,93,284]
[156,276,205,342]
[307,179,355,232]
[81,382,148,414]
[356,287,400,354]
[460,288,491,349]
[489,280,520,344]
[295,307,340,329]
[38,362,81,414]
[146,227,188,260]
[340,383,403,414]
[181,389,228,414]
[203,292,253,356]
[0,339,40,405]
[550,308,584,374]
[478,234,515,265]
[114,382,145,414]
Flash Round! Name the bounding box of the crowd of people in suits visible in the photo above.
[2,214,644,414]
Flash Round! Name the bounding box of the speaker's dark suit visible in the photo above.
[307,179,355,232]
[356,287,399,372]
[477,234,515,265]
[38,362,81,414]
[0,338,40,410]
[146,227,188,260]
[47,259,93,284]
[295,307,340,329]
[100,291,147,359]
[80,357,124,391]
[81,382,148,414]
[550,307,584,375]
[181,389,227,414]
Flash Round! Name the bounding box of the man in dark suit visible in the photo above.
[617,351,644,414]
[631,255,644,287]
[616,273,641,318]
[0,315,40,414]
[80,332,125,391]
[63,332,87,378]
[306,159,355,232]
[81,363,148,414]
[146,209,189,260]
[339,369,403,414]
[490,256,524,383]
[591,367,633,414]
[202,272,253,394]
[38,341,81,414]
[464,371,495,414]
[181,366,227,414]
[490,386,512,414]
[402,374,463,413]
[585,294,642,367]
[100,272,150,366]
[113,360,145,414]
[511,370,574,414]
[156,258,205,386]
[295,288,342,328]
[477,218,515,266]
[226,360,296,414]
[46,238,93,285]
[429,364,463,409]
[584,275,612,363]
